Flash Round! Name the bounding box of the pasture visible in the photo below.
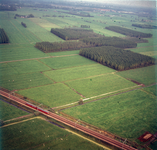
[0,44,48,62]
[0,72,53,91]
[143,85,156,96]
[44,64,115,82]
[40,55,97,69]
[7,60,51,74]
[65,74,136,98]
[17,83,81,107]
[1,118,103,150]
[63,90,157,142]
[117,65,156,85]
[0,100,29,121]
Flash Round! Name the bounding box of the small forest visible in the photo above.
[35,41,91,53]
[0,28,9,44]
[80,37,137,48]
[105,26,152,38]
[132,24,157,29]
[50,28,100,40]
[79,46,155,70]
[21,22,27,28]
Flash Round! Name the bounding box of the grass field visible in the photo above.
[65,74,136,98]
[0,44,49,62]
[143,85,156,96]
[17,83,81,107]
[40,55,97,69]
[117,65,156,85]
[1,118,103,150]
[0,100,29,121]
[0,72,53,91]
[48,50,80,56]
[8,60,51,74]
[63,90,157,142]
[44,64,115,82]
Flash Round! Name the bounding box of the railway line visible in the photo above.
[0,90,137,150]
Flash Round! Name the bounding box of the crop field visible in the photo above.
[1,118,103,150]
[117,65,156,85]
[0,72,53,91]
[0,100,29,121]
[0,44,49,62]
[40,55,97,69]
[17,83,81,107]
[63,90,157,142]
[65,74,136,98]
[7,60,51,74]
[44,64,115,82]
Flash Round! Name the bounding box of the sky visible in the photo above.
[68,0,156,8]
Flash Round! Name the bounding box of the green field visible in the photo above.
[0,44,49,62]
[8,60,51,74]
[48,50,80,56]
[0,72,53,91]
[1,118,103,150]
[117,65,156,85]
[65,74,136,98]
[63,90,157,142]
[17,83,81,107]
[40,55,97,69]
[0,100,29,121]
[143,85,156,96]
[44,64,115,82]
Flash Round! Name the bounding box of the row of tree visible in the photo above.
[79,46,155,70]
[51,28,100,40]
[35,41,92,53]
[105,26,153,38]
[80,37,137,48]
[0,28,9,44]
[81,25,90,28]
[132,24,157,29]
[21,22,27,28]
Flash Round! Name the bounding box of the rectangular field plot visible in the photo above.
[44,64,115,82]
[40,55,97,69]
[0,20,30,44]
[0,100,29,121]
[0,72,53,91]
[17,18,63,42]
[1,118,103,150]
[8,60,51,74]
[48,50,80,56]
[0,45,49,62]
[65,74,136,98]
[63,90,157,141]
[117,65,156,85]
[17,83,81,107]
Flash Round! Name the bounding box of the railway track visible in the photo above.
[0,90,137,150]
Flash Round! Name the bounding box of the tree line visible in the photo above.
[35,41,92,53]
[105,26,153,38]
[132,24,157,29]
[21,22,27,28]
[81,25,90,28]
[80,37,137,48]
[0,28,9,44]
[79,46,155,70]
[51,28,100,40]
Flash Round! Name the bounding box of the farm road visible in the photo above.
[0,54,78,64]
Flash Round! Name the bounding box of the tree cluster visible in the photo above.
[105,26,153,38]
[79,46,155,70]
[80,37,137,48]
[81,25,90,28]
[132,24,157,29]
[51,28,100,40]
[21,22,27,28]
[0,5,16,11]
[35,41,91,53]
[0,28,9,44]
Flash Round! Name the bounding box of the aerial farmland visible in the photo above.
[0,0,157,149]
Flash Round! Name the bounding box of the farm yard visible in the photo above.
[0,1,157,150]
